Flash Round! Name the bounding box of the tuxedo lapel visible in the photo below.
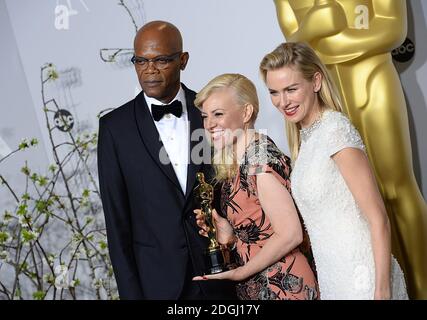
[133,92,182,192]
[184,86,203,200]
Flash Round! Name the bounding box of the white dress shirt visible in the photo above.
[144,86,189,194]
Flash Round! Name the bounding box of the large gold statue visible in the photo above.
[274,0,427,299]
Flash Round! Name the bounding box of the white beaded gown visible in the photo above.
[291,110,408,300]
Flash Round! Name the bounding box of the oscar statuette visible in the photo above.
[195,172,226,274]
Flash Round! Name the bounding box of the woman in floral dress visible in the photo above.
[192,73,318,300]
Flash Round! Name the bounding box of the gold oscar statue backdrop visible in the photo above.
[274,0,427,299]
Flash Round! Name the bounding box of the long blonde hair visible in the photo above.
[194,73,259,182]
[259,42,343,161]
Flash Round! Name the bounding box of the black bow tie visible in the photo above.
[151,100,183,121]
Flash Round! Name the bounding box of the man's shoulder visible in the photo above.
[182,83,197,101]
[182,84,202,119]
[99,98,135,128]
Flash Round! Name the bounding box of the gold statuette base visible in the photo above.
[204,246,226,275]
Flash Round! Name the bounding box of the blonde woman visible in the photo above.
[192,73,318,300]
[259,42,408,300]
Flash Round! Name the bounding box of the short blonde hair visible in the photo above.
[259,42,343,161]
[195,73,260,182]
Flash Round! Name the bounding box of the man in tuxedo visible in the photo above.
[98,21,235,299]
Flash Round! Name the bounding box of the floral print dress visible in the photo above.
[221,135,319,300]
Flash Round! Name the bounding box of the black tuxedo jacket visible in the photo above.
[98,84,235,299]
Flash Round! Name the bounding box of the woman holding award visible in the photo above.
[192,73,318,300]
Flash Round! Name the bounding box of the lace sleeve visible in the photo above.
[244,136,292,191]
[324,112,365,157]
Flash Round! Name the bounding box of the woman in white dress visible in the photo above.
[259,42,408,300]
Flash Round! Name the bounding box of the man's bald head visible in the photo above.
[134,21,183,53]
[132,21,189,103]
